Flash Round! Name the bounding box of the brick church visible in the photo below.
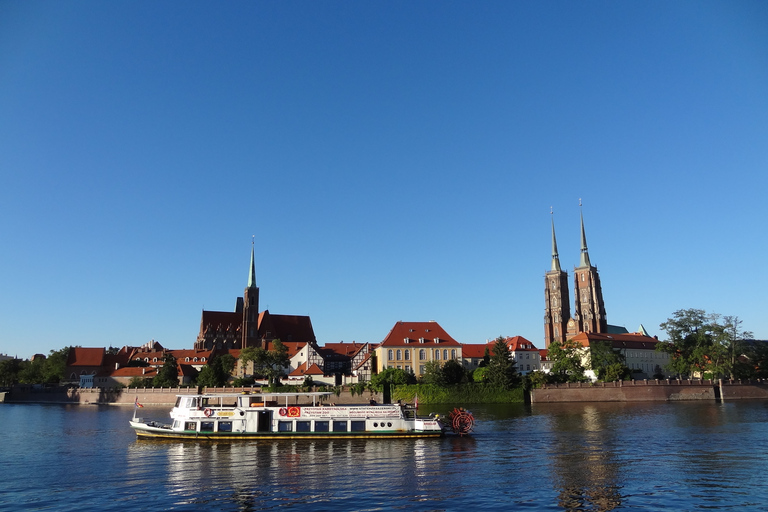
[543,208,609,348]
[194,244,317,351]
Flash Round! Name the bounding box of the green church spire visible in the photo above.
[247,236,257,288]
[550,208,561,272]
[578,201,592,268]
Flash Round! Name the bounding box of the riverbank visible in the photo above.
[2,385,382,406]
[531,378,768,402]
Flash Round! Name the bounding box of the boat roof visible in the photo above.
[178,391,335,398]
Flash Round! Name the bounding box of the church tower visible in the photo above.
[544,213,571,348]
[570,207,607,336]
[242,239,261,348]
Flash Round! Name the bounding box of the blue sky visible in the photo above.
[1,1,766,359]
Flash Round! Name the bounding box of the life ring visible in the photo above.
[279,408,288,416]
[203,408,213,417]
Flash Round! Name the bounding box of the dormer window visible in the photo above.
[404,338,410,344]
[419,338,425,343]
[434,338,440,343]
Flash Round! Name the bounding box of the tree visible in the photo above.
[441,359,467,385]
[548,338,587,383]
[0,358,21,387]
[657,309,753,379]
[589,341,630,382]
[420,360,446,386]
[152,353,178,387]
[484,337,517,389]
[369,368,415,391]
[197,354,235,387]
[239,340,290,387]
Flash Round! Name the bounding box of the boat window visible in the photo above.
[185,422,196,431]
[350,421,366,432]
[296,421,311,432]
[186,398,197,408]
[175,397,182,408]
[218,421,232,432]
[314,421,329,432]
[278,421,293,432]
[200,421,214,432]
[333,421,348,432]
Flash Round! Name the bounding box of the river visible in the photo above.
[1,400,767,511]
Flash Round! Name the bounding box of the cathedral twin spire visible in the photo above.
[545,204,605,347]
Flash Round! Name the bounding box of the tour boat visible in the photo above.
[129,391,474,440]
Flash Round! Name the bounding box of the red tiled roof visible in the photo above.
[461,343,490,359]
[504,336,539,352]
[67,347,105,367]
[571,331,661,350]
[380,321,461,347]
[321,342,367,357]
[103,366,158,378]
[289,362,325,377]
[263,341,307,358]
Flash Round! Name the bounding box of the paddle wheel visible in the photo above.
[448,407,475,436]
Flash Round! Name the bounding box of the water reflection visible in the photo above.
[542,404,625,511]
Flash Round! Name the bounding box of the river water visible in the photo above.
[1,400,767,511]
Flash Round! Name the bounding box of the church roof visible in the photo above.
[66,347,105,367]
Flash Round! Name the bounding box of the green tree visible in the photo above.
[42,347,69,384]
[589,341,630,382]
[420,360,446,386]
[655,309,751,379]
[239,340,290,387]
[441,359,467,385]
[369,367,415,391]
[548,338,587,383]
[484,337,517,389]
[196,354,232,387]
[0,358,21,387]
[152,353,178,387]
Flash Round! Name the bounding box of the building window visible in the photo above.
[435,350,440,361]
[419,349,426,361]
[396,350,401,360]
[404,350,410,360]
[451,349,456,360]
[443,349,448,360]
[388,349,394,361]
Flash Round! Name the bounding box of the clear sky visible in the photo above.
[1,1,766,359]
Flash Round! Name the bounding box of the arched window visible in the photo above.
[404,350,410,361]
[451,349,456,360]
[396,350,401,360]
[419,349,426,361]
[435,350,440,361]
[443,349,448,360]
[185,357,190,362]
[388,349,394,361]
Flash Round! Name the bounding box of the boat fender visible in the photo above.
[279,408,288,416]
[203,408,213,417]
[237,409,245,417]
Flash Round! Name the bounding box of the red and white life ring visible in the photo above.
[278,408,288,416]
[203,408,213,417]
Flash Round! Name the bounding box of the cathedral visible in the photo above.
[544,209,608,348]
[194,244,317,351]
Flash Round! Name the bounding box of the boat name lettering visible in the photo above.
[301,407,402,419]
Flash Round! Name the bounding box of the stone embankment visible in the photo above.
[3,385,381,406]
[532,379,768,403]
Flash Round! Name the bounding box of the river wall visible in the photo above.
[2,385,382,406]
[531,379,768,403]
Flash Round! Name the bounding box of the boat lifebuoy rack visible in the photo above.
[203,408,213,417]
[279,408,288,416]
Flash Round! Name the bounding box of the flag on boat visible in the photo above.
[134,397,144,408]
[414,394,418,410]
